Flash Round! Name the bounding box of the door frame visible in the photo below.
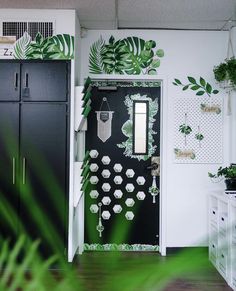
[79,74,168,256]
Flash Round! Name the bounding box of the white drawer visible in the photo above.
[219,213,228,236]
[209,223,218,241]
[209,241,217,265]
[218,251,228,279]
[210,207,218,224]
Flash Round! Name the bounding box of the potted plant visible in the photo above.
[213,57,236,89]
[208,164,236,190]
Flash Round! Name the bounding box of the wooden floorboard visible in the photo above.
[74,252,233,291]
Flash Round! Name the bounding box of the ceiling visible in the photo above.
[0,0,235,31]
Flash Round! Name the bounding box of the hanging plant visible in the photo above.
[213,57,236,88]
[179,113,192,146]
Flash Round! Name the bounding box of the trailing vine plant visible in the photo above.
[173,76,219,97]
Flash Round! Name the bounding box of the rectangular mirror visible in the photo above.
[133,101,149,155]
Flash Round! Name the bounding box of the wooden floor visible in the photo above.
[75,252,233,291]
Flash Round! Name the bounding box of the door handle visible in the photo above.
[22,157,26,185]
[25,73,29,88]
[12,157,16,185]
[14,73,18,90]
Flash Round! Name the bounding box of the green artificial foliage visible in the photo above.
[208,165,236,179]
[89,36,164,75]
[179,124,192,135]
[213,57,236,87]
[173,76,219,97]
[195,133,204,141]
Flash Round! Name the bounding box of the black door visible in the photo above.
[20,103,68,256]
[0,103,19,241]
[85,83,161,250]
[21,62,68,102]
[0,62,20,101]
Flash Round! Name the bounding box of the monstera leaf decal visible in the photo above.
[13,32,74,60]
[46,34,75,59]
[13,32,31,59]
[89,35,164,75]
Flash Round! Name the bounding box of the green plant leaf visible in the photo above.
[35,32,43,45]
[182,85,189,91]
[121,120,133,137]
[199,77,206,87]
[148,69,157,75]
[191,85,200,90]
[122,36,152,74]
[89,36,106,74]
[172,82,177,86]
[156,49,164,57]
[101,37,127,74]
[206,83,212,94]
[45,34,75,59]
[174,78,182,85]
[150,59,160,68]
[212,89,219,94]
[196,91,205,96]
[13,32,31,59]
[187,76,196,84]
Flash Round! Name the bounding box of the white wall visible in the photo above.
[80,29,230,248]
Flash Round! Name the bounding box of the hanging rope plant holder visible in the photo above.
[213,28,236,115]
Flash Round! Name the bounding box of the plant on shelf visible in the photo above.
[213,57,236,89]
[208,164,236,191]
[173,76,219,97]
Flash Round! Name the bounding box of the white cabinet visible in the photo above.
[209,192,236,290]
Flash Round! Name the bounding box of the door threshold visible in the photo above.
[84,243,159,252]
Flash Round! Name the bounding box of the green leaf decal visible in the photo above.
[191,85,200,90]
[89,35,164,75]
[121,120,133,137]
[196,91,205,96]
[182,85,189,91]
[156,49,164,57]
[26,33,74,60]
[187,76,196,84]
[174,79,182,85]
[13,32,31,59]
[173,76,219,98]
[117,93,158,160]
[199,77,206,87]
[89,36,106,74]
[206,83,212,94]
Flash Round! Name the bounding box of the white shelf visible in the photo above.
[209,192,236,290]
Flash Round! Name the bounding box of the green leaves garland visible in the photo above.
[117,93,158,161]
[89,35,164,75]
[13,32,74,60]
[173,76,219,97]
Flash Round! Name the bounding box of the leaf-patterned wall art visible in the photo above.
[117,93,158,161]
[13,32,74,60]
[89,35,164,75]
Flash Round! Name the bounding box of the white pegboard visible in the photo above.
[173,96,223,164]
